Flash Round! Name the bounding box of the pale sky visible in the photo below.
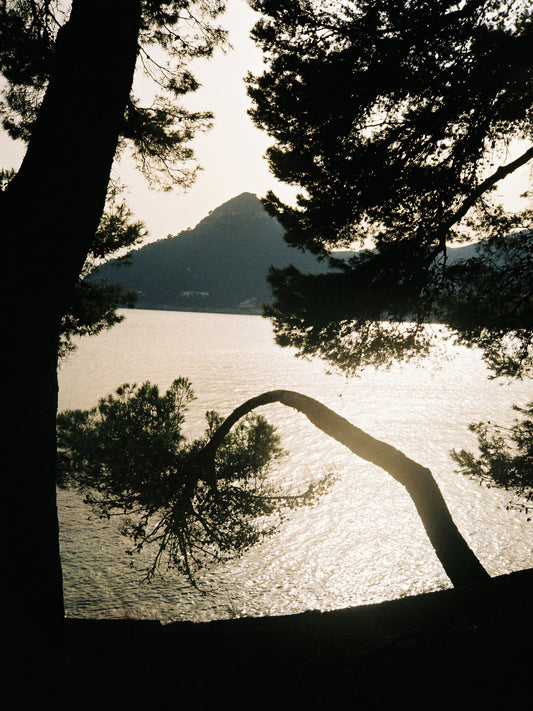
[121,0,298,240]
[0,0,530,244]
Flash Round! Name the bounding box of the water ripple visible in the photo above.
[58,310,533,622]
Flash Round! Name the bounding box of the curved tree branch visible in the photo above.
[442,145,533,237]
[202,390,490,588]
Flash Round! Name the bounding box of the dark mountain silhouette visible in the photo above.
[91,190,510,315]
[92,192,332,313]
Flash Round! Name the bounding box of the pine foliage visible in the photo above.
[248,0,533,377]
[57,378,333,582]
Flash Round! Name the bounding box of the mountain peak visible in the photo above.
[203,192,264,221]
[92,191,330,313]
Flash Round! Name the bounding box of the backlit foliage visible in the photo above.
[57,378,334,582]
[248,0,533,376]
[451,402,533,519]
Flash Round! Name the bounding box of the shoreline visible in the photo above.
[58,567,532,709]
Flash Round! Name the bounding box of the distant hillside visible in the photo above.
[92,192,332,314]
[91,191,502,315]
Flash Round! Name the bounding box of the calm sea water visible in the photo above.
[57,309,532,622]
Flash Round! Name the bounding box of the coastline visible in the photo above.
[58,567,532,709]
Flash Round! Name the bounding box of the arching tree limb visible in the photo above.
[203,390,490,588]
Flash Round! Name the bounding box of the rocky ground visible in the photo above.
[34,568,533,709]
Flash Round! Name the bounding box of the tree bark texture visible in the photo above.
[203,390,490,588]
[3,0,142,667]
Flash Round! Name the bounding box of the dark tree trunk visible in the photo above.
[3,0,142,676]
[203,390,490,588]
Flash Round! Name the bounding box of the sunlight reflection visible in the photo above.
[58,310,533,622]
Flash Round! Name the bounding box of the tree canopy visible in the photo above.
[247,0,533,378]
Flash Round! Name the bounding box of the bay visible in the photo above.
[57,309,533,622]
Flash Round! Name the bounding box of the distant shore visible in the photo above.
[130,303,264,316]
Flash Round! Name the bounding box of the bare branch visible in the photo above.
[202,390,490,587]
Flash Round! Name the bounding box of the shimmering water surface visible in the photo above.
[58,309,533,622]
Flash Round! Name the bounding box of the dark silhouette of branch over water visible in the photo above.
[203,390,490,588]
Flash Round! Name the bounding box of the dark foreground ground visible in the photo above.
[40,568,533,709]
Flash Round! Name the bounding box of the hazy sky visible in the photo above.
[1,0,530,244]
[121,0,298,240]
